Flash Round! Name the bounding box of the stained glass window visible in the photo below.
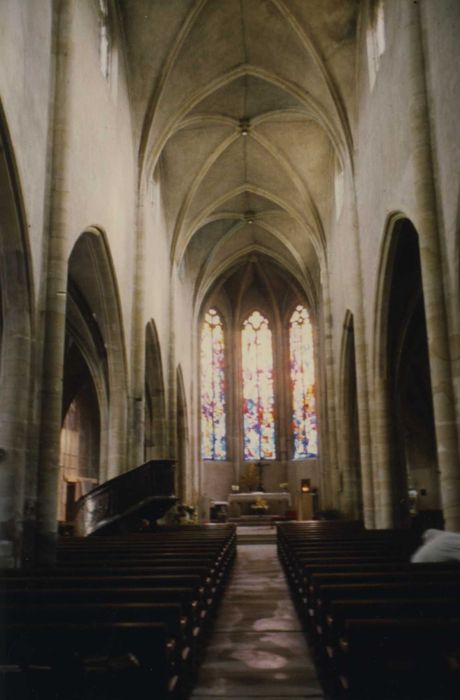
[242,310,276,460]
[98,0,111,79]
[200,309,226,460]
[290,305,317,458]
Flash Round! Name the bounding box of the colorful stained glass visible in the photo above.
[200,309,226,460]
[290,305,317,458]
[242,311,276,460]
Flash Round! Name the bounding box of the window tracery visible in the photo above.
[242,310,276,460]
[200,309,226,460]
[98,0,111,79]
[366,0,386,91]
[289,305,317,458]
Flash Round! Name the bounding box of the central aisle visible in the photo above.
[192,540,324,699]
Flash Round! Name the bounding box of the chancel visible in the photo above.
[1,1,460,698]
[228,490,292,518]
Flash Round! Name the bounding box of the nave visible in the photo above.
[1,2,460,696]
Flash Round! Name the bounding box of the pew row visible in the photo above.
[1,523,236,700]
[277,521,460,699]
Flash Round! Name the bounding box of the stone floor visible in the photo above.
[192,540,324,699]
[236,525,277,544]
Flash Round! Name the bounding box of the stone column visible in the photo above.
[36,0,74,564]
[190,317,201,507]
[408,5,460,531]
[168,276,178,490]
[232,303,244,488]
[128,189,146,468]
[339,316,364,521]
[320,276,340,511]
[315,297,331,511]
[372,374,395,529]
[273,306,289,485]
[348,178,376,528]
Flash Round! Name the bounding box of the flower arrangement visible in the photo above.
[255,496,268,508]
[251,496,269,513]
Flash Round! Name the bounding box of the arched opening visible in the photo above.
[242,310,276,461]
[0,103,33,565]
[176,366,189,503]
[59,277,107,530]
[340,312,363,519]
[65,229,127,484]
[59,350,100,524]
[382,219,440,527]
[144,320,167,460]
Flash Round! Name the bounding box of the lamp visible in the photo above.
[301,479,311,494]
[239,118,250,136]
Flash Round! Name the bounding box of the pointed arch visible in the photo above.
[373,216,439,528]
[200,308,227,460]
[241,309,276,461]
[289,304,317,459]
[66,228,128,483]
[177,182,323,266]
[0,100,34,563]
[194,242,316,314]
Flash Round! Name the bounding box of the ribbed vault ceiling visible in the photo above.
[120,0,359,304]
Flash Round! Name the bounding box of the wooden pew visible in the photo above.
[1,524,237,699]
[325,597,460,642]
[0,621,179,700]
[276,521,460,698]
[0,574,213,629]
[336,618,460,699]
[1,586,203,637]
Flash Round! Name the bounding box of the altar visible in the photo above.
[228,491,292,517]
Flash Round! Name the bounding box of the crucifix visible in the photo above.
[255,461,266,492]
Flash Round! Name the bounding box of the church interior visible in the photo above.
[1,0,460,698]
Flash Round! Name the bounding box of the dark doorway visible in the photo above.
[386,219,439,526]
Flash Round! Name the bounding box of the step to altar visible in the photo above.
[236,525,277,544]
[229,515,287,526]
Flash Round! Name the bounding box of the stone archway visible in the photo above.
[0,103,34,565]
[375,217,439,528]
[59,360,100,524]
[67,229,128,483]
[59,282,105,527]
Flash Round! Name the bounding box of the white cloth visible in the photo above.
[411,528,460,563]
